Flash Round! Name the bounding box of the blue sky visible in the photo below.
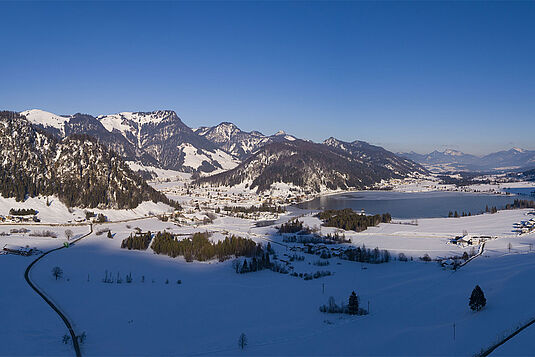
[1,1,533,155]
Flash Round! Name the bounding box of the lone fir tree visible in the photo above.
[348,291,359,315]
[469,285,486,311]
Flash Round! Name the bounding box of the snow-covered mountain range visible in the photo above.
[22,109,239,173]
[401,148,535,172]
[18,108,427,193]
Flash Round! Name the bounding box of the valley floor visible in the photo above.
[1,205,535,356]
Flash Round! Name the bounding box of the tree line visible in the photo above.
[318,208,391,232]
[121,231,152,250]
[9,208,37,216]
[222,203,285,214]
[340,245,391,264]
[151,231,262,262]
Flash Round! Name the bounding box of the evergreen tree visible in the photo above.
[348,291,359,315]
[469,285,486,311]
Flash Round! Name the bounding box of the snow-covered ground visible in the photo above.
[1,206,534,355]
[1,180,535,356]
[0,225,90,356]
[0,195,175,224]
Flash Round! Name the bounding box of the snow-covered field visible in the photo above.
[0,195,174,224]
[1,204,534,356]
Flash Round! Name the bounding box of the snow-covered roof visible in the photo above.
[3,244,32,252]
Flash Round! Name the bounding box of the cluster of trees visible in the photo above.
[485,205,499,214]
[121,232,152,250]
[151,231,261,262]
[505,199,535,209]
[235,253,273,273]
[319,291,367,315]
[292,270,332,280]
[222,203,285,215]
[278,219,304,234]
[448,210,477,217]
[438,175,490,187]
[324,232,351,243]
[29,230,57,238]
[9,208,37,216]
[340,245,391,264]
[450,199,535,219]
[318,209,391,232]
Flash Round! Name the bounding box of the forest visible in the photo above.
[151,231,262,262]
[317,208,391,232]
[222,203,285,214]
[121,231,152,250]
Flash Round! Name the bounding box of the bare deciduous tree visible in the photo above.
[238,333,247,350]
[65,229,73,241]
[52,266,63,280]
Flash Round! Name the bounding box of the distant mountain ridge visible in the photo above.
[400,148,535,172]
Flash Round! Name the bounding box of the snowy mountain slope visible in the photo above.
[0,111,177,209]
[195,122,297,160]
[324,138,427,176]
[21,109,240,173]
[20,109,70,136]
[198,139,426,193]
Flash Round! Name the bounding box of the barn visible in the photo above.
[2,244,33,256]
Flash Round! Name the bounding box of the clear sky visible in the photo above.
[1,1,533,155]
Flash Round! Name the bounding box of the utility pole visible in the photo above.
[453,323,456,341]
[322,283,324,294]
[368,301,370,314]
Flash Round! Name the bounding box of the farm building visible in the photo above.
[2,244,33,256]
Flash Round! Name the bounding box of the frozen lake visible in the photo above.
[295,190,521,219]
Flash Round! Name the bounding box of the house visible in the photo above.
[441,259,457,270]
[3,244,33,256]
[450,235,492,247]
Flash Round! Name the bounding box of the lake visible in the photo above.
[295,190,522,219]
[503,187,535,198]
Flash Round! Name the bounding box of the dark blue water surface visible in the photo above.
[503,187,535,198]
[295,191,521,219]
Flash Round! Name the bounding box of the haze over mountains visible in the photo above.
[401,148,535,173]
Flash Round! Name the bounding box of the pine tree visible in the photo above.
[348,291,359,315]
[469,285,486,311]
[107,230,113,239]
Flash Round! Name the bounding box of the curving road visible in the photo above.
[24,224,93,357]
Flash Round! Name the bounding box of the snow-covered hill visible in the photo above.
[199,139,426,193]
[0,111,177,209]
